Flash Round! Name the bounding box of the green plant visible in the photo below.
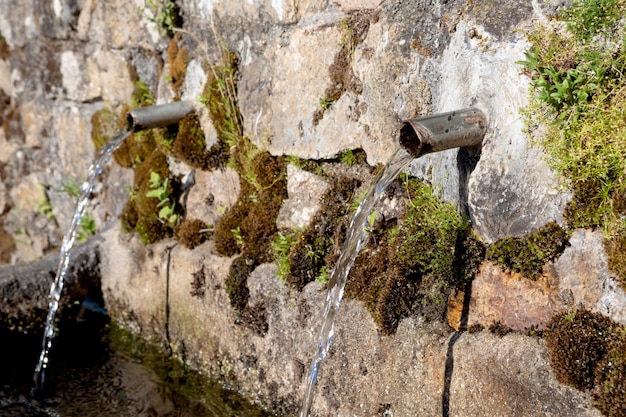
[130,80,154,108]
[145,171,179,226]
[486,222,570,280]
[57,180,97,242]
[319,96,336,110]
[139,0,180,37]
[559,0,626,42]
[339,149,357,166]
[519,0,626,291]
[316,266,330,286]
[272,232,296,279]
[231,226,244,248]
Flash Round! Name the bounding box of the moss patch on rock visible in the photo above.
[201,47,288,313]
[519,0,626,289]
[546,308,626,416]
[313,10,379,126]
[285,175,361,291]
[345,176,485,334]
[486,222,570,281]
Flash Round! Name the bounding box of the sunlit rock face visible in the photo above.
[0,0,618,416]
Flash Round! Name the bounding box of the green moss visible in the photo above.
[90,107,118,151]
[593,336,626,417]
[345,176,484,334]
[224,256,255,312]
[486,222,570,280]
[519,0,626,290]
[546,309,624,393]
[201,46,288,312]
[175,219,211,249]
[286,176,360,291]
[606,230,626,290]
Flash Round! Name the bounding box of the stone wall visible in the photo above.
[1,0,624,416]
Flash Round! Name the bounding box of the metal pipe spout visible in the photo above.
[399,108,487,158]
[127,101,195,131]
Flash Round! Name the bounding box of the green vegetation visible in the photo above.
[346,175,485,334]
[145,171,179,226]
[339,149,357,166]
[546,309,626,415]
[486,222,570,280]
[201,46,288,313]
[519,0,626,288]
[139,0,181,37]
[57,180,97,242]
[285,176,361,291]
[272,231,296,280]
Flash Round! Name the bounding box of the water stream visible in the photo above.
[299,148,415,417]
[33,128,131,390]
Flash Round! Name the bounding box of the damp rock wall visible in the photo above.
[0,0,624,416]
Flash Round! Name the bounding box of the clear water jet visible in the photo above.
[34,101,196,390]
[299,107,487,416]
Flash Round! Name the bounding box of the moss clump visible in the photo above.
[224,256,255,312]
[606,230,626,290]
[286,176,361,291]
[175,219,211,250]
[313,11,376,125]
[486,222,570,280]
[346,176,484,334]
[202,47,288,313]
[519,0,626,290]
[120,149,181,244]
[546,309,622,391]
[90,107,119,151]
[166,33,188,95]
[593,338,626,417]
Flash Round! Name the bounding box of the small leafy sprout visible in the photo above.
[217,205,228,216]
[231,226,244,248]
[272,231,295,279]
[319,96,336,110]
[339,150,357,166]
[316,266,330,286]
[367,210,377,229]
[139,0,179,37]
[145,172,179,226]
[58,180,97,242]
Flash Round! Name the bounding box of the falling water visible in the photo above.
[299,148,415,417]
[33,128,131,390]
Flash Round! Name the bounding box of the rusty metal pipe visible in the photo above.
[399,108,487,157]
[127,101,195,131]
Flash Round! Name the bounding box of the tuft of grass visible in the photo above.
[272,231,296,280]
[519,0,626,290]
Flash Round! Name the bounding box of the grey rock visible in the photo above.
[276,164,330,230]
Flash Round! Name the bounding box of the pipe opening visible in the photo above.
[126,101,195,131]
[399,108,487,158]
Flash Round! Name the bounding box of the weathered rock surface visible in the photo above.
[276,164,329,230]
[0,0,622,416]
[97,226,601,416]
[448,229,626,331]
